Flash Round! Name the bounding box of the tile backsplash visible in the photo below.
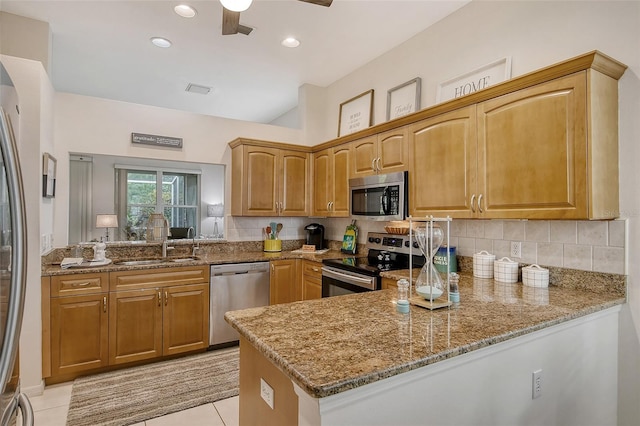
[226,216,626,275]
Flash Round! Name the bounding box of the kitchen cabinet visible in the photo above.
[301,260,322,300]
[270,259,301,304]
[47,273,109,378]
[109,266,209,364]
[381,277,398,290]
[351,127,408,177]
[410,71,621,219]
[230,140,310,216]
[312,145,350,217]
[409,106,477,218]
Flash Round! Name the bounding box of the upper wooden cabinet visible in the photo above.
[351,127,409,177]
[312,145,351,217]
[409,106,477,218]
[410,69,622,220]
[230,139,310,217]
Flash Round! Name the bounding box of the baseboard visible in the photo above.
[21,379,45,397]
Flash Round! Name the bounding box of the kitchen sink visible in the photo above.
[171,257,199,263]
[114,259,165,266]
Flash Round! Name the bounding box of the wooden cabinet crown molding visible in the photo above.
[228,137,312,153]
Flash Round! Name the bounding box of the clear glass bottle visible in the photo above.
[396,278,410,313]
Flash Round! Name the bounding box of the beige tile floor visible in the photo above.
[24,382,239,426]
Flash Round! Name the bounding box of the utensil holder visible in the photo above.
[264,239,282,252]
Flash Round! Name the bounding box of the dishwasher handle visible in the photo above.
[211,262,270,276]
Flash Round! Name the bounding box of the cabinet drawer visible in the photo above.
[302,260,322,278]
[110,266,208,291]
[51,272,109,297]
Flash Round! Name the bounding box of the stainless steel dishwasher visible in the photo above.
[209,262,270,347]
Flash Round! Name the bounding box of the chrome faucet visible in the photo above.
[162,239,174,258]
[187,227,200,257]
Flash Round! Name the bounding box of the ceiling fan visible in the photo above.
[220,0,334,35]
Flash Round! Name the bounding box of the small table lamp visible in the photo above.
[96,214,118,242]
[207,203,224,238]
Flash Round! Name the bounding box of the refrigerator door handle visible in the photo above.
[17,393,33,426]
[0,108,28,402]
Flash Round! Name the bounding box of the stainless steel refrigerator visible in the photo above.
[0,63,34,425]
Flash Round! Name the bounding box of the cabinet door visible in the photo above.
[377,127,408,174]
[351,136,377,177]
[409,106,477,218]
[331,145,351,217]
[109,288,163,364]
[50,294,108,376]
[312,149,331,216]
[243,146,279,216]
[270,260,300,305]
[163,283,210,356]
[477,73,588,219]
[280,150,309,216]
[301,261,322,301]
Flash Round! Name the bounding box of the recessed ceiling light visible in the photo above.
[281,37,300,48]
[150,37,172,48]
[220,0,253,13]
[174,4,197,18]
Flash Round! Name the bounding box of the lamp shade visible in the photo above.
[220,0,252,12]
[96,214,118,228]
[207,203,224,218]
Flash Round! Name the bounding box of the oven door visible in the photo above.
[321,266,379,297]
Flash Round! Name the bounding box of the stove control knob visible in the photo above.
[374,238,381,244]
[368,237,375,243]
[413,242,419,248]
[404,241,410,247]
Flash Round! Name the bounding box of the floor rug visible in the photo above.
[66,347,239,426]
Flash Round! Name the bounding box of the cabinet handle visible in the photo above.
[103,296,107,313]
[72,281,91,287]
[279,201,283,213]
[477,194,484,213]
[329,201,334,211]
[312,267,319,272]
[376,157,381,171]
[165,291,168,306]
[158,291,161,306]
[371,158,376,171]
[470,194,476,213]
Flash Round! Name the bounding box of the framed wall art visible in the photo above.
[42,152,57,198]
[338,89,374,137]
[437,57,512,103]
[386,77,421,121]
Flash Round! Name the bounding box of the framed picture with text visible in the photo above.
[338,89,374,137]
[386,77,421,121]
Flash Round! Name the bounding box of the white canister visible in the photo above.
[473,250,496,278]
[522,264,550,288]
[493,257,519,283]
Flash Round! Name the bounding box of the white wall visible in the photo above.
[313,2,640,423]
[53,92,303,247]
[0,54,54,395]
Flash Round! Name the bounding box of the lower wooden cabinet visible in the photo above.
[43,266,209,382]
[50,292,109,377]
[270,259,301,304]
[381,277,398,290]
[301,260,322,300]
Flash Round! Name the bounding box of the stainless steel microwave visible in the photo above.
[349,171,407,221]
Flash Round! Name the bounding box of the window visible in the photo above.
[117,168,200,240]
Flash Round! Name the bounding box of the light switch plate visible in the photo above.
[260,378,274,409]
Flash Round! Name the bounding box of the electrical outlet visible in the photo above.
[532,369,542,399]
[260,378,274,409]
[511,241,522,258]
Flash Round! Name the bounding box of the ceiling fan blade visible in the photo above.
[298,0,333,6]
[222,7,240,35]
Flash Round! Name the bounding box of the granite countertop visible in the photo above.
[225,271,626,399]
[41,249,351,276]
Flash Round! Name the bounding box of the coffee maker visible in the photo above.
[304,223,325,250]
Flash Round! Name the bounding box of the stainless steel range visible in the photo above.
[321,232,425,297]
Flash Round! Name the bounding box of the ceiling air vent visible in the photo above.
[185,83,211,95]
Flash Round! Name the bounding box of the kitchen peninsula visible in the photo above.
[225,271,625,426]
